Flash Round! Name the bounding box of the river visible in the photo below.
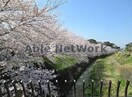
[67,60,98,97]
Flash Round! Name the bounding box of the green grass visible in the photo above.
[85,51,132,96]
[114,51,132,65]
[53,55,77,70]
[42,55,77,70]
[85,59,106,96]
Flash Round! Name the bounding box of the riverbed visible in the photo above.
[67,60,99,97]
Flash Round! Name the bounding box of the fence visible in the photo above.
[0,80,131,97]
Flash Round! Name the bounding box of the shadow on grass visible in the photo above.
[85,59,106,96]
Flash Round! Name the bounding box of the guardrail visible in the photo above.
[0,80,131,97]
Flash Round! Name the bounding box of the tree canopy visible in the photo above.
[125,42,132,51]
[87,39,98,44]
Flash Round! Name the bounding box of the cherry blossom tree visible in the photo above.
[0,0,65,96]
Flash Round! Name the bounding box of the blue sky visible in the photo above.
[36,0,132,47]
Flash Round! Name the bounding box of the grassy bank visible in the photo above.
[43,55,78,70]
[86,51,132,96]
[53,55,77,70]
